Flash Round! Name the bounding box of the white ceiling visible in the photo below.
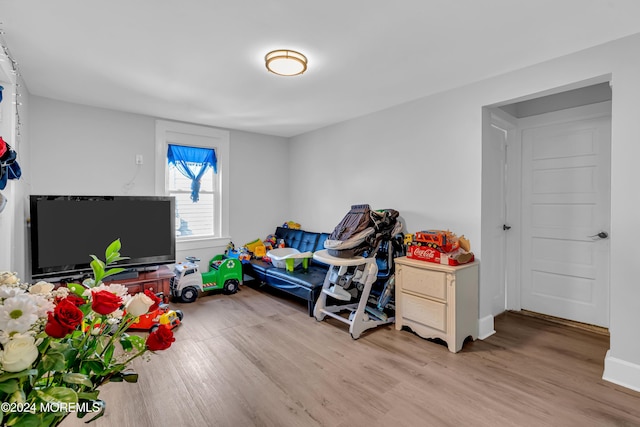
[1,1,640,137]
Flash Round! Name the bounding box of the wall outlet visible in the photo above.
[135,154,143,165]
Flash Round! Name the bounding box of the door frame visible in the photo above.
[481,76,613,338]
[506,101,612,317]
[489,109,521,311]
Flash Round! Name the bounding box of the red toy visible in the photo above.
[413,230,458,252]
[127,292,184,332]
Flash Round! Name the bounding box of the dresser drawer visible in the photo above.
[402,293,446,332]
[400,265,447,300]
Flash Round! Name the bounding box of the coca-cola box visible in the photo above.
[407,245,473,266]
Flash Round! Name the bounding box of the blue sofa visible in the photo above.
[244,226,330,316]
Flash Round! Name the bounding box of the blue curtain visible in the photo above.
[167,144,217,202]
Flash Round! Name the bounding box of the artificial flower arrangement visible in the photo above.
[0,240,175,426]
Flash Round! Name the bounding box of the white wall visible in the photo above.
[289,33,640,391]
[227,129,290,246]
[289,93,480,235]
[27,97,290,272]
[30,97,157,196]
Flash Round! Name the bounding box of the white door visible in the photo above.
[520,104,611,327]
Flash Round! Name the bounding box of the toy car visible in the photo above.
[128,302,184,332]
[170,254,243,303]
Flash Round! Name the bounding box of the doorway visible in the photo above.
[483,81,612,329]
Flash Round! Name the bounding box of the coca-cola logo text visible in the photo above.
[411,246,437,260]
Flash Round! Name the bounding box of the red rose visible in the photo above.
[146,325,175,351]
[55,298,84,329]
[44,298,84,338]
[45,313,74,338]
[91,290,123,315]
[144,289,162,312]
[66,293,86,306]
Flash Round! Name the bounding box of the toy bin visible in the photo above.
[267,248,313,271]
[267,248,302,268]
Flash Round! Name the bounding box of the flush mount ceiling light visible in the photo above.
[265,49,307,76]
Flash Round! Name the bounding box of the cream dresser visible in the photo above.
[394,256,478,353]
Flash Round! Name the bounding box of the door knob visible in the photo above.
[588,231,608,239]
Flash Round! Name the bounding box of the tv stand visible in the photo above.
[103,265,174,297]
[108,269,140,281]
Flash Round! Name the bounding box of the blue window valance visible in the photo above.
[167,144,217,202]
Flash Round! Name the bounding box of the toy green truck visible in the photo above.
[169,255,242,303]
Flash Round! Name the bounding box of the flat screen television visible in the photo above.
[29,195,176,280]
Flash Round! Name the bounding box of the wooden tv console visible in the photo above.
[102,266,174,296]
[53,266,174,296]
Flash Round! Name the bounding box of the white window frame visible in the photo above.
[155,120,230,250]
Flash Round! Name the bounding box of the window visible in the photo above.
[155,120,230,242]
[167,144,217,237]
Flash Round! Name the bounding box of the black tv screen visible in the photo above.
[30,195,176,280]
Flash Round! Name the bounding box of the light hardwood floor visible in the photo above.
[63,283,640,427]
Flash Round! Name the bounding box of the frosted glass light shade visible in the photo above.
[265,50,307,76]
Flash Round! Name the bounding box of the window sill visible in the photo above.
[176,236,231,251]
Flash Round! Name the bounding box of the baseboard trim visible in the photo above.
[603,350,640,392]
[478,315,496,340]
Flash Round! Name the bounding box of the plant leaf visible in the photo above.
[49,341,70,352]
[84,399,106,423]
[107,256,129,264]
[0,379,19,394]
[123,334,146,352]
[95,336,111,355]
[41,351,66,372]
[66,282,87,297]
[9,389,26,404]
[5,413,42,427]
[119,333,145,353]
[0,369,37,382]
[35,386,78,404]
[90,257,105,284]
[102,267,126,280]
[119,335,133,351]
[62,373,93,388]
[81,360,106,376]
[77,391,100,401]
[105,239,121,260]
[110,369,138,383]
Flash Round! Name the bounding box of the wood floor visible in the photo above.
[63,283,640,427]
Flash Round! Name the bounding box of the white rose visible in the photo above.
[0,272,20,286]
[1,334,39,372]
[28,281,55,295]
[125,293,154,317]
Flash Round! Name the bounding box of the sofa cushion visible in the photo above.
[274,227,320,253]
[265,265,328,291]
[311,233,330,267]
